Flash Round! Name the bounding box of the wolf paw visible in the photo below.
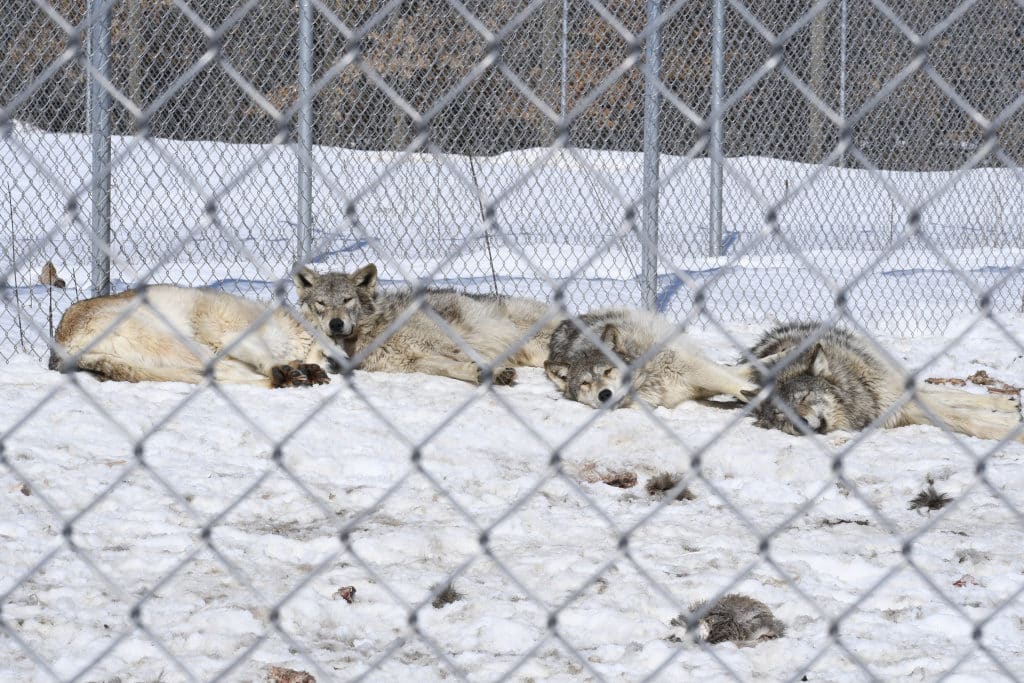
[477,366,517,386]
[494,367,518,386]
[271,364,309,388]
[298,363,331,385]
[496,367,517,386]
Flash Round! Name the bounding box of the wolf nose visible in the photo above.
[329,318,345,334]
[598,389,613,403]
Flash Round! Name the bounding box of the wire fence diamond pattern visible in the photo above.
[2,0,1024,681]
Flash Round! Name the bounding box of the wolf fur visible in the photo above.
[670,594,785,646]
[543,308,757,409]
[744,321,1023,441]
[50,285,328,387]
[293,264,562,385]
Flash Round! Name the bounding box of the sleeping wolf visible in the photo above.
[50,285,329,387]
[744,321,1023,441]
[543,308,758,408]
[294,263,561,385]
[51,264,559,388]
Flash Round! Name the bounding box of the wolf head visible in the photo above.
[293,263,378,340]
[752,345,848,435]
[544,323,633,408]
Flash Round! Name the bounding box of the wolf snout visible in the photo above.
[805,412,828,434]
[598,389,613,403]
[328,317,350,336]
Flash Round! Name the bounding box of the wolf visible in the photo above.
[51,264,561,388]
[293,263,562,385]
[542,308,758,409]
[50,285,330,387]
[743,321,1023,441]
[670,594,785,646]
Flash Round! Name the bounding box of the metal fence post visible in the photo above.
[709,0,725,257]
[87,0,112,295]
[640,0,661,311]
[561,0,568,119]
[839,0,847,167]
[808,7,826,160]
[296,0,314,264]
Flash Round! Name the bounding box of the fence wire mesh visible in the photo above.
[2,0,1024,680]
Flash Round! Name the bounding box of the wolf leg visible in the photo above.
[76,353,272,386]
[204,318,327,385]
[182,300,323,387]
[688,360,761,402]
[501,309,564,368]
[193,295,316,379]
[75,353,205,384]
[208,359,274,384]
[507,338,550,367]
[414,356,516,386]
[413,357,482,384]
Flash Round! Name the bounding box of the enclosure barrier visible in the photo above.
[2,0,1024,680]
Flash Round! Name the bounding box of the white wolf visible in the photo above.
[543,307,758,408]
[50,285,330,387]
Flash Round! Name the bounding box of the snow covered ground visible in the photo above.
[3,125,1024,679]
[2,315,1024,681]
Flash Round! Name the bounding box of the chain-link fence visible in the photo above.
[3,0,1024,680]
[4,0,1024,359]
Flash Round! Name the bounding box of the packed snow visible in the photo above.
[3,126,1024,680]
[2,313,1024,681]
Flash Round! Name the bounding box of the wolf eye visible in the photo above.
[315,300,326,307]
[603,367,614,378]
[344,297,354,304]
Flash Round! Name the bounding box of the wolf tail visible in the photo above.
[897,386,1024,442]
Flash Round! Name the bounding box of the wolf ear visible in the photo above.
[293,266,317,292]
[351,263,378,292]
[756,350,786,367]
[601,324,623,353]
[810,344,831,378]
[544,361,569,391]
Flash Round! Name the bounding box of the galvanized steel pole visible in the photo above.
[561,0,568,119]
[839,0,848,167]
[709,0,725,257]
[297,0,314,264]
[640,0,661,310]
[87,0,112,295]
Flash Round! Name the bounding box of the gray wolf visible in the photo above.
[293,263,561,385]
[744,321,1023,441]
[50,285,329,387]
[670,594,785,646]
[543,308,757,408]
